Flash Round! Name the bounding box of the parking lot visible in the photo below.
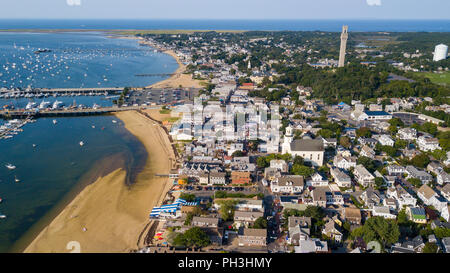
[126,88,199,106]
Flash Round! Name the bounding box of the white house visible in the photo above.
[333,155,357,170]
[372,206,397,219]
[270,175,305,194]
[397,128,417,141]
[354,165,375,187]
[270,159,289,173]
[330,167,352,188]
[417,136,441,152]
[386,185,417,207]
[306,173,329,187]
[378,134,395,147]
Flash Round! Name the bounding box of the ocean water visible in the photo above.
[0,31,178,89]
[0,19,450,32]
[0,32,176,252]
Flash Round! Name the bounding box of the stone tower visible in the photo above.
[338,25,349,68]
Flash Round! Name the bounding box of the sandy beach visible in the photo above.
[147,49,205,89]
[24,111,175,253]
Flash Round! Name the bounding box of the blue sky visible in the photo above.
[1,0,449,20]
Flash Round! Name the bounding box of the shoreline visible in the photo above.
[23,110,176,253]
[15,33,185,253]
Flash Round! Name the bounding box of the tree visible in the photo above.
[421,122,438,136]
[407,178,422,188]
[257,156,269,168]
[375,177,385,190]
[350,217,400,248]
[173,227,211,248]
[293,155,304,165]
[356,127,372,138]
[357,156,377,172]
[180,193,196,202]
[422,242,439,253]
[217,200,238,221]
[340,136,352,148]
[291,164,314,177]
[232,150,244,157]
[411,153,430,168]
[253,217,268,229]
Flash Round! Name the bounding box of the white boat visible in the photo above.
[52,100,64,110]
[0,214,6,219]
[14,176,20,183]
[25,101,37,110]
[112,120,117,124]
[5,164,16,170]
[39,100,51,109]
[79,141,84,146]
[52,119,57,124]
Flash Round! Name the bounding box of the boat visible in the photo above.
[52,100,64,110]
[0,214,6,219]
[5,164,16,170]
[25,101,37,110]
[79,141,84,146]
[39,100,51,109]
[14,176,20,183]
[34,48,52,54]
[112,120,117,124]
[32,144,37,148]
[53,119,57,124]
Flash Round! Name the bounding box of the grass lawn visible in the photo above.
[419,71,450,86]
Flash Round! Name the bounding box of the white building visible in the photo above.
[433,44,448,62]
[354,164,375,187]
[378,134,395,147]
[417,136,440,152]
[306,173,329,187]
[281,126,324,167]
[270,175,305,194]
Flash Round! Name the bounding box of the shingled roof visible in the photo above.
[290,139,324,152]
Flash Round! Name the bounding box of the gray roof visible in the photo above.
[290,139,324,152]
[242,228,267,237]
[277,175,304,187]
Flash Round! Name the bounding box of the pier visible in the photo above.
[0,87,125,97]
[0,106,140,119]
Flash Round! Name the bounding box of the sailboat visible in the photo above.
[5,164,16,170]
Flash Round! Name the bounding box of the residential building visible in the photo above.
[306,173,329,187]
[294,239,329,253]
[209,172,227,185]
[417,136,440,152]
[333,155,357,170]
[238,228,267,247]
[397,128,417,140]
[406,207,427,224]
[330,167,352,188]
[406,166,433,184]
[354,164,375,187]
[270,175,304,194]
[343,207,362,225]
[233,211,264,228]
[270,159,289,173]
[378,134,395,147]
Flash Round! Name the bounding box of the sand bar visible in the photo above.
[24,111,175,253]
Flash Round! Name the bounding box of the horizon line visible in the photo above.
[1,18,450,21]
